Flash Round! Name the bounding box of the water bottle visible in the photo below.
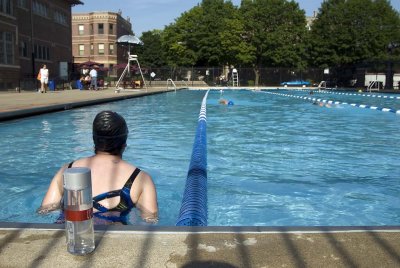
[63,167,95,255]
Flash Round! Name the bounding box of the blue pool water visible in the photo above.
[0,89,399,226]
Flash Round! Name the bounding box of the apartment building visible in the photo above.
[72,11,133,76]
[0,0,82,90]
[306,11,317,31]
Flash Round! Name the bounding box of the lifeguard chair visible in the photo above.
[232,68,239,87]
[115,35,147,92]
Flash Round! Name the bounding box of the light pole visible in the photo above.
[30,0,35,79]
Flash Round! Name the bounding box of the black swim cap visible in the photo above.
[92,111,128,153]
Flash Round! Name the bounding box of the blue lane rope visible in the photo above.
[176,90,210,226]
[286,88,400,100]
[262,91,400,114]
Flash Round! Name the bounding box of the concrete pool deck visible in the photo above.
[0,87,399,267]
[1,224,399,267]
[0,87,177,121]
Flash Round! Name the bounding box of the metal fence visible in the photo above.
[131,66,325,87]
[15,61,400,91]
[144,63,400,88]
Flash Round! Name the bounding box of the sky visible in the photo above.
[73,0,400,37]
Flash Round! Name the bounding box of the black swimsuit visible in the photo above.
[67,162,141,223]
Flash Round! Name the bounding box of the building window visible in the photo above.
[98,23,104,34]
[0,31,14,64]
[37,44,42,58]
[17,0,27,9]
[32,1,48,17]
[109,24,114,34]
[90,24,93,35]
[45,47,49,60]
[79,44,84,56]
[19,41,28,57]
[90,43,93,54]
[54,10,67,26]
[78,25,84,35]
[109,43,114,55]
[98,43,104,55]
[34,44,50,60]
[0,0,13,15]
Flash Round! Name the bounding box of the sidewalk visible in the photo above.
[1,224,399,268]
[0,87,171,121]
[0,88,399,267]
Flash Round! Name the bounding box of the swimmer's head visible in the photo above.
[219,99,228,105]
[93,110,128,155]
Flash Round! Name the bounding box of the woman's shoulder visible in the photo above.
[69,157,89,164]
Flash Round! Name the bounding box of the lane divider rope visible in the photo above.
[261,90,400,114]
[287,88,400,100]
[176,90,209,226]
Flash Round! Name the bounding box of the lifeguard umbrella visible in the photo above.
[116,35,143,55]
[116,35,143,46]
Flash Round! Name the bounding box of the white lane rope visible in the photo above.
[287,88,400,100]
[261,90,400,114]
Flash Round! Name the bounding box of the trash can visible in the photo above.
[76,80,83,90]
[48,80,56,91]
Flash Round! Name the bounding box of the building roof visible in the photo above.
[65,0,83,6]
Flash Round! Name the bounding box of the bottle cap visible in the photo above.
[63,167,92,190]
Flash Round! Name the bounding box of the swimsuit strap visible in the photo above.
[93,190,120,212]
[92,168,141,212]
[122,167,141,189]
[116,167,141,210]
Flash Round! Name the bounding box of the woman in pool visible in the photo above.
[38,110,158,224]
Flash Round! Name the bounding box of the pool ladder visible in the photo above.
[167,79,177,92]
[367,80,382,92]
[318,81,326,90]
[232,69,239,87]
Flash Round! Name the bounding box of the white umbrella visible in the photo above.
[116,35,143,45]
[116,35,143,56]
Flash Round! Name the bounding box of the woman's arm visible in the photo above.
[135,172,158,223]
[37,164,68,214]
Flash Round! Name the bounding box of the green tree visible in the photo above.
[137,30,166,67]
[219,6,256,66]
[161,6,201,67]
[240,0,308,85]
[161,0,242,67]
[309,0,400,68]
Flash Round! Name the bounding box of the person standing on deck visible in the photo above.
[89,68,98,90]
[39,64,49,93]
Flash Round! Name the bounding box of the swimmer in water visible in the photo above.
[38,110,159,224]
[219,99,234,105]
[313,101,334,108]
[219,99,228,105]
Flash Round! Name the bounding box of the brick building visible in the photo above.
[0,0,82,90]
[72,11,133,77]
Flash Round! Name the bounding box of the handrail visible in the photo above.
[318,81,326,90]
[167,78,177,92]
[367,80,380,92]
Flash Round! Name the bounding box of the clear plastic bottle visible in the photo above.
[63,167,95,255]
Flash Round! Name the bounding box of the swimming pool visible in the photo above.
[0,89,399,226]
